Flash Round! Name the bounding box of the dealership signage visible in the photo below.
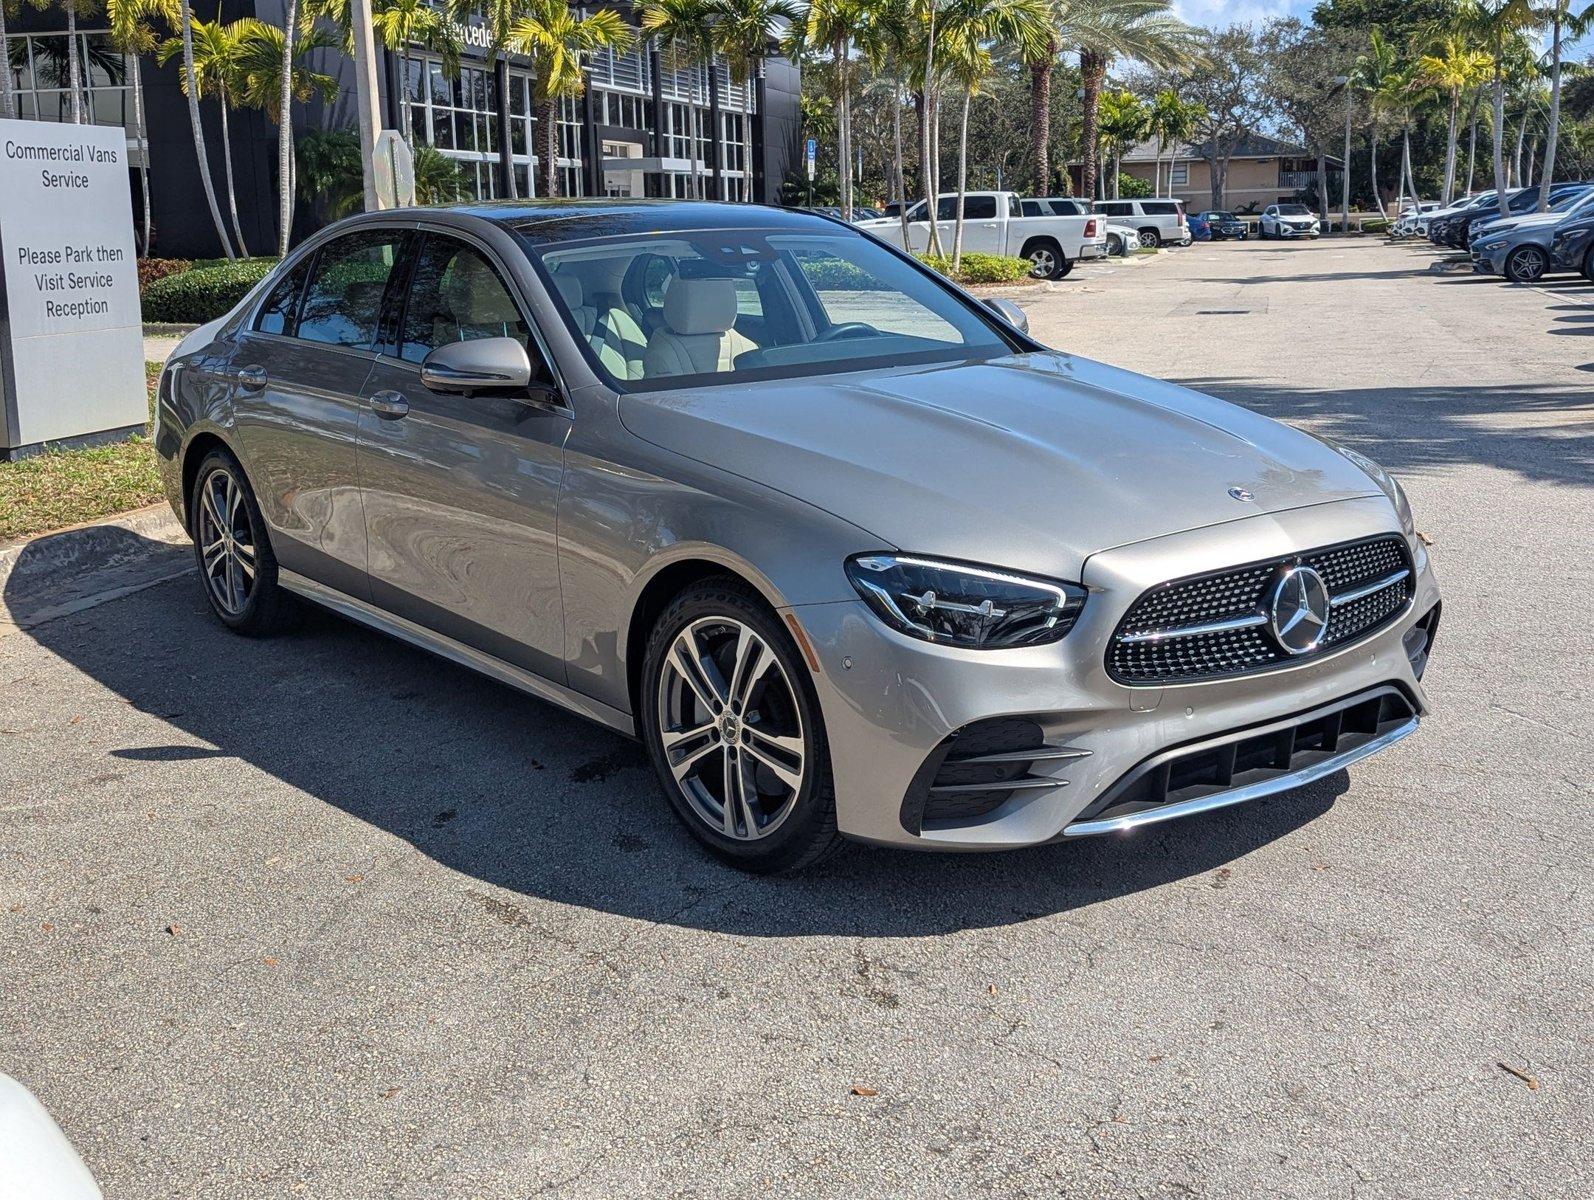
[0,118,145,460]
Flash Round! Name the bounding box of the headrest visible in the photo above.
[551,272,584,309]
[663,278,737,336]
[443,254,521,328]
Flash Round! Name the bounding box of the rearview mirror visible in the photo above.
[983,297,1029,337]
[420,337,533,394]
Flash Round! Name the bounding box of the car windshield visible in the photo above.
[1205,212,1235,221]
[529,228,1016,392]
[1277,205,1311,216]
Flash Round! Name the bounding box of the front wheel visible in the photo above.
[1107,233,1123,257]
[1505,244,1548,284]
[189,449,292,635]
[641,579,840,873]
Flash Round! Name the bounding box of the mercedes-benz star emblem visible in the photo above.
[1268,565,1331,656]
[1228,486,1255,502]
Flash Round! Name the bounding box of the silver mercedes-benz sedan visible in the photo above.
[153,201,1440,871]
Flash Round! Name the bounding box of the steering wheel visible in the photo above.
[813,321,878,344]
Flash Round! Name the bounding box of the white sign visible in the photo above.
[0,118,145,458]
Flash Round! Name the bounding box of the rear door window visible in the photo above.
[398,234,535,366]
[254,262,310,337]
[1142,202,1178,216]
[297,230,406,349]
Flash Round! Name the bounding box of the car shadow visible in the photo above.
[8,532,1339,939]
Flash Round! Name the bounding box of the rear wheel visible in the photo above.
[1138,227,1160,249]
[1505,244,1548,284]
[1024,240,1069,280]
[189,449,292,635]
[640,579,840,873]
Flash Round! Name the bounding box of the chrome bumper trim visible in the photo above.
[1062,716,1419,837]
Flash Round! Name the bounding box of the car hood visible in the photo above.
[618,352,1383,580]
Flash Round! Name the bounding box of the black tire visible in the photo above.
[640,578,841,873]
[1107,233,1123,257]
[1582,246,1594,283]
[1023,240,1068,280]
[188,448,293,635]
[1504,244,1548,285]
[1138,227,1160,249]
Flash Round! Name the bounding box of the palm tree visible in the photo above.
[1072,0,1198,204]
[1536,1,1592,210]
[1417,32,1491,205]
[642,0,717,199]
[1096,87,1147,198]
[940,0,1049,265]
[857,0,917,242]
[1464,0,1542,218]
[231,17,336,254]
[785,0,872,219]
[1352,26,1399,216]
[712,0,800,202]
[37,0,105,123]
[159,17,252,256]
[106,0,165,254]
[506,0,632,199]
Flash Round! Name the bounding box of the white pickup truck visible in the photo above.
[856,191,1108,280]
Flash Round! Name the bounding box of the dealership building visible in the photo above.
[2,2,803,259]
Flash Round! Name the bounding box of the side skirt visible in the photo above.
[278,570,637,739]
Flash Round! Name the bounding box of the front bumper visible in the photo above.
[1474,247,1506,274]
[1275,224,1320,238]
[792,498,1439,851]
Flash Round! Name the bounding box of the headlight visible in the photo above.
[1477,240,1505,252]
[845,554,1087,649]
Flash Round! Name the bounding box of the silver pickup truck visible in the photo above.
[856,191,1108,279]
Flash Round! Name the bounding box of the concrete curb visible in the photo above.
[0,505,191,638]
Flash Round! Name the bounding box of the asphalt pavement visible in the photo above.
[3,238,1590,1198]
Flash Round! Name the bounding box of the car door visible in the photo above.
[1263,205,1278,232]
[958,195,1002,254]
[355,229,571,682]
[227,227,408,599]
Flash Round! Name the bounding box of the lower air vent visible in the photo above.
[900,718,1088,835]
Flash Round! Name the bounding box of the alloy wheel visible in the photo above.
[196,466,257,617]
[656,616,806,842]
[1508,246,1546,283]
[1028,248,1056,278]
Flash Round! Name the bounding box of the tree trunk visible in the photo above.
[1369,130,1383,216]
[1539,12,1563,212]
[1316,148,1328,225]
[537,95,560,198]
[181,0,234,260]
[1111,148,1120,198]
[919,22,942,257]
[277,0,303,255]
[0,3,15,121]
[1441,89,1458,205]
[1511,106,1527,189]
[1491,61,1508,219]
[218,97,249,258]
[1079,52,1103,203]
[1464,91,1480,194]
[952,88,970,270]
[836,36,852,220]
[691,71,704,199]
[893,75,910,246]
[131,58,152,255]
[1029,43,1052,195]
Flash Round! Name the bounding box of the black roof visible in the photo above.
[447,198,840,243]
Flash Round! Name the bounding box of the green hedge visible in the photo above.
[918,252,1033,284]
[141,259,278,323]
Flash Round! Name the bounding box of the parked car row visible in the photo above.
[854,192,1195,279]
[1394,184,1594,285]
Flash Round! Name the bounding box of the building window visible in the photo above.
[1170,165,1189,187]
[405,54,537,199]
[4,31,132,129]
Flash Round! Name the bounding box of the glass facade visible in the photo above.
[4,30,134,130]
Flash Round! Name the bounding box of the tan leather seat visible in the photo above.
[551,272,595,337]
[643,279,755,378]
[554,267,647,379]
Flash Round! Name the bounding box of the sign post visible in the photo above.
[805,137,816,207]
[0,119,145,461]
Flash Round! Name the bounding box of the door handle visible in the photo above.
[232,364,268,393]
[368,391,410,419]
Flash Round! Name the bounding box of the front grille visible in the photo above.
[1108,535,1413,685]
[899,717,1088,835]
[1070,686,1417,830]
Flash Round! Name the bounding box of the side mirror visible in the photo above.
[983,297,1030,337]
[420,337,533,394]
